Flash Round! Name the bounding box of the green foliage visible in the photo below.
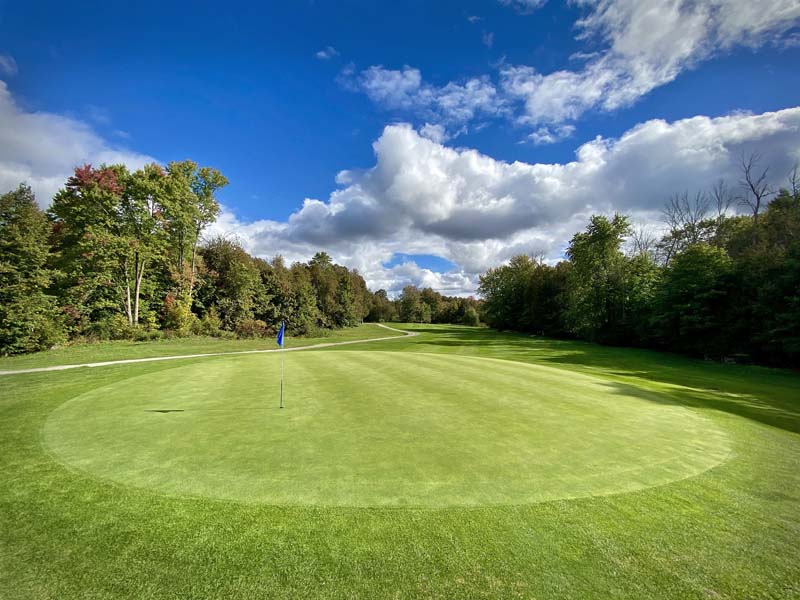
[620,252,661,345]
[2,162,384,355]
[462,306,480,326]
[196,237,263,330]
[49,161,227,333]
[8,153,799,367]
[478,256,567,335]
[655,244,734,357]
[398,286,429,323]
[366,289,397,322]
[288,263,321,334]
[235,318,271,338]
[478,179,800,366]
[193,305,223,337]
[91,313,137,341]
[726,189,800,363]
[0,185,64,354]
[161,293,196,335]
[303,252,370,328]
[479,255,537,330]
[392,285,480,325]
[565,214,631,343]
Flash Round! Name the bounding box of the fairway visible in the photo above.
[44,351,730,507]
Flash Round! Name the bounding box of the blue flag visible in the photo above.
[276,321,285,348]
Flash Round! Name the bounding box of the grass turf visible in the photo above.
[0,323,404,371]
[1,324,799,598]
[42,351,730,507]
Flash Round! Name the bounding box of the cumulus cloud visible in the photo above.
[344,65,506,139]
[419,123,449,143]
[211,107,800,295]
[351,1,800,129]
[525,124,576,145]
[0,81,157,206]
[498,0,547,15]
[502,0,800,124]
[0,55,18,76]
[315,46,339,60]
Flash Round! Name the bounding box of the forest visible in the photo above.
[2,156,799,367]
[0,161,473,355]
[478,156,800,367]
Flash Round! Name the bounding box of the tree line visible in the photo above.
[367,286,481,326]
[6,154,796,366]
[479,155,800,367]
[0,162,381,355]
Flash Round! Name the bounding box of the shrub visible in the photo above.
[303,324,331,339]
[133,329,164,342]
[92,314,136,340]
[162,293,196,336]
[194,306,223,337]
[235,318,271,338]
[462,307,480,326]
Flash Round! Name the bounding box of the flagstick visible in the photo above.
[277,321,286,409]
[279,346,284,409]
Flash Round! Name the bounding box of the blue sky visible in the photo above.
[1,1,800,293]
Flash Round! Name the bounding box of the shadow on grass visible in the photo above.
[401,325,800,435]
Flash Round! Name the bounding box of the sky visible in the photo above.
[1,0,800,295]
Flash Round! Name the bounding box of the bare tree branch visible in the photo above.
[738,152,773,222]
[662,190,708,243]
[710,179,733,219]
[789,161,799,198]
[629,225,657,258]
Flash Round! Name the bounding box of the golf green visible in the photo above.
[43,351,731,507]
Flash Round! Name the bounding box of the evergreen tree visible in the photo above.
[0,185,63,354]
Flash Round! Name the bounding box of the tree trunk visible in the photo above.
[177,228,185,295]
[123,258,133,326]
[189,226,200,301]
[133,252,146,326]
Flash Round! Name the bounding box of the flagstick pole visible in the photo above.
[279,345,284,409]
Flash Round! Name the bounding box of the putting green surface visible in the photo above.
[44,351,730,507]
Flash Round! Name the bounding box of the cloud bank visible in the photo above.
[211,107,800,295]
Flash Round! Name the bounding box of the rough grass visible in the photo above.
[0,323,404,371]
[1,324,799,599]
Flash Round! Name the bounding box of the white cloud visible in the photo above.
[419,123,449,143]
[503,0,800,124]
[0,81,156,206]
[315,46,339,60]
[352,1,800,129]
[211,107,800,295]
[84,104,112,125]
[346,66,506,139]
[0,55,18,77]
[357,65,425,109]
[498,0,547,15]
[482,32,495,48]
[525,124,576,145]
[777,31,800,49]
[376,261,476,297]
